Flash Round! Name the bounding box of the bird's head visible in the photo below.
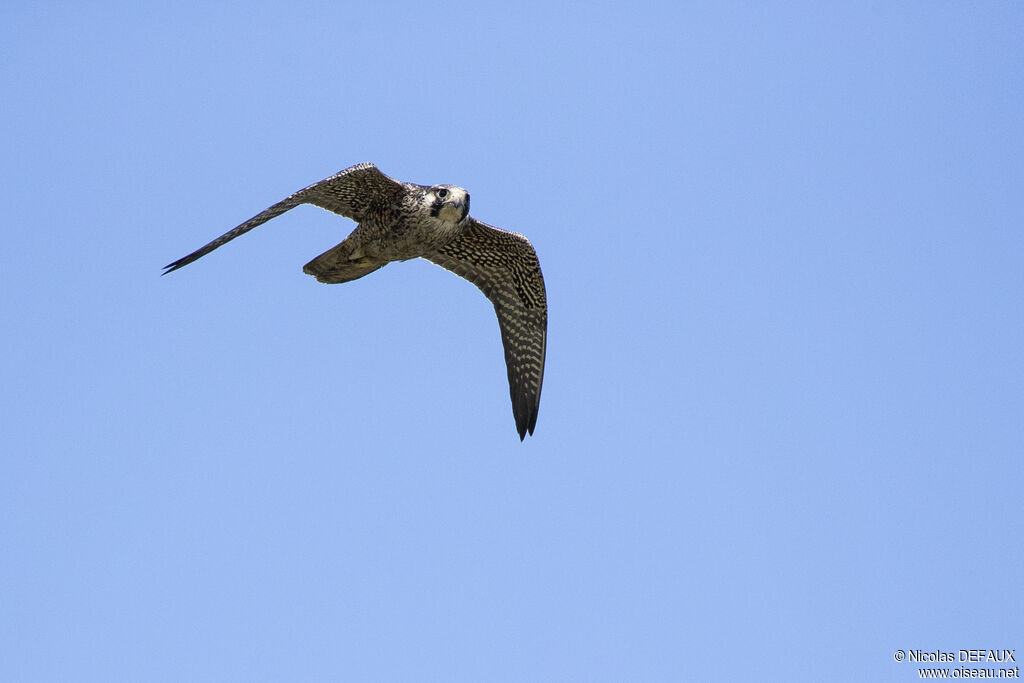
[426,185,470,225]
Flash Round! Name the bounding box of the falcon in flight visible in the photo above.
[164,163,547,440]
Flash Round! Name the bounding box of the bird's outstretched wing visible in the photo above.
[424,219,548,440]
[162,163,403,274]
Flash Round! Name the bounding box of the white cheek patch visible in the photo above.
[438,205,462,223]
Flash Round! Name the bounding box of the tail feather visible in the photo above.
[302,238,387,284]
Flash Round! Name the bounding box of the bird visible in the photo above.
[163,163,547,440]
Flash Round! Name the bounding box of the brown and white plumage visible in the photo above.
[163,163,547,440]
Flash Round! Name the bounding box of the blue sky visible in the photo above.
[2,2,1021,681]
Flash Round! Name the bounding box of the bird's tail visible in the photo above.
[302,237,387,284]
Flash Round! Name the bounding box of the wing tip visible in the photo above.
[161,252,202,276]
[514,401,540,441]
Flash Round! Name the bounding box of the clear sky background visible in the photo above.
[2,3,1021,681]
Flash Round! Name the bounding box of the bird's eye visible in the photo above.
[437,188,448,198]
